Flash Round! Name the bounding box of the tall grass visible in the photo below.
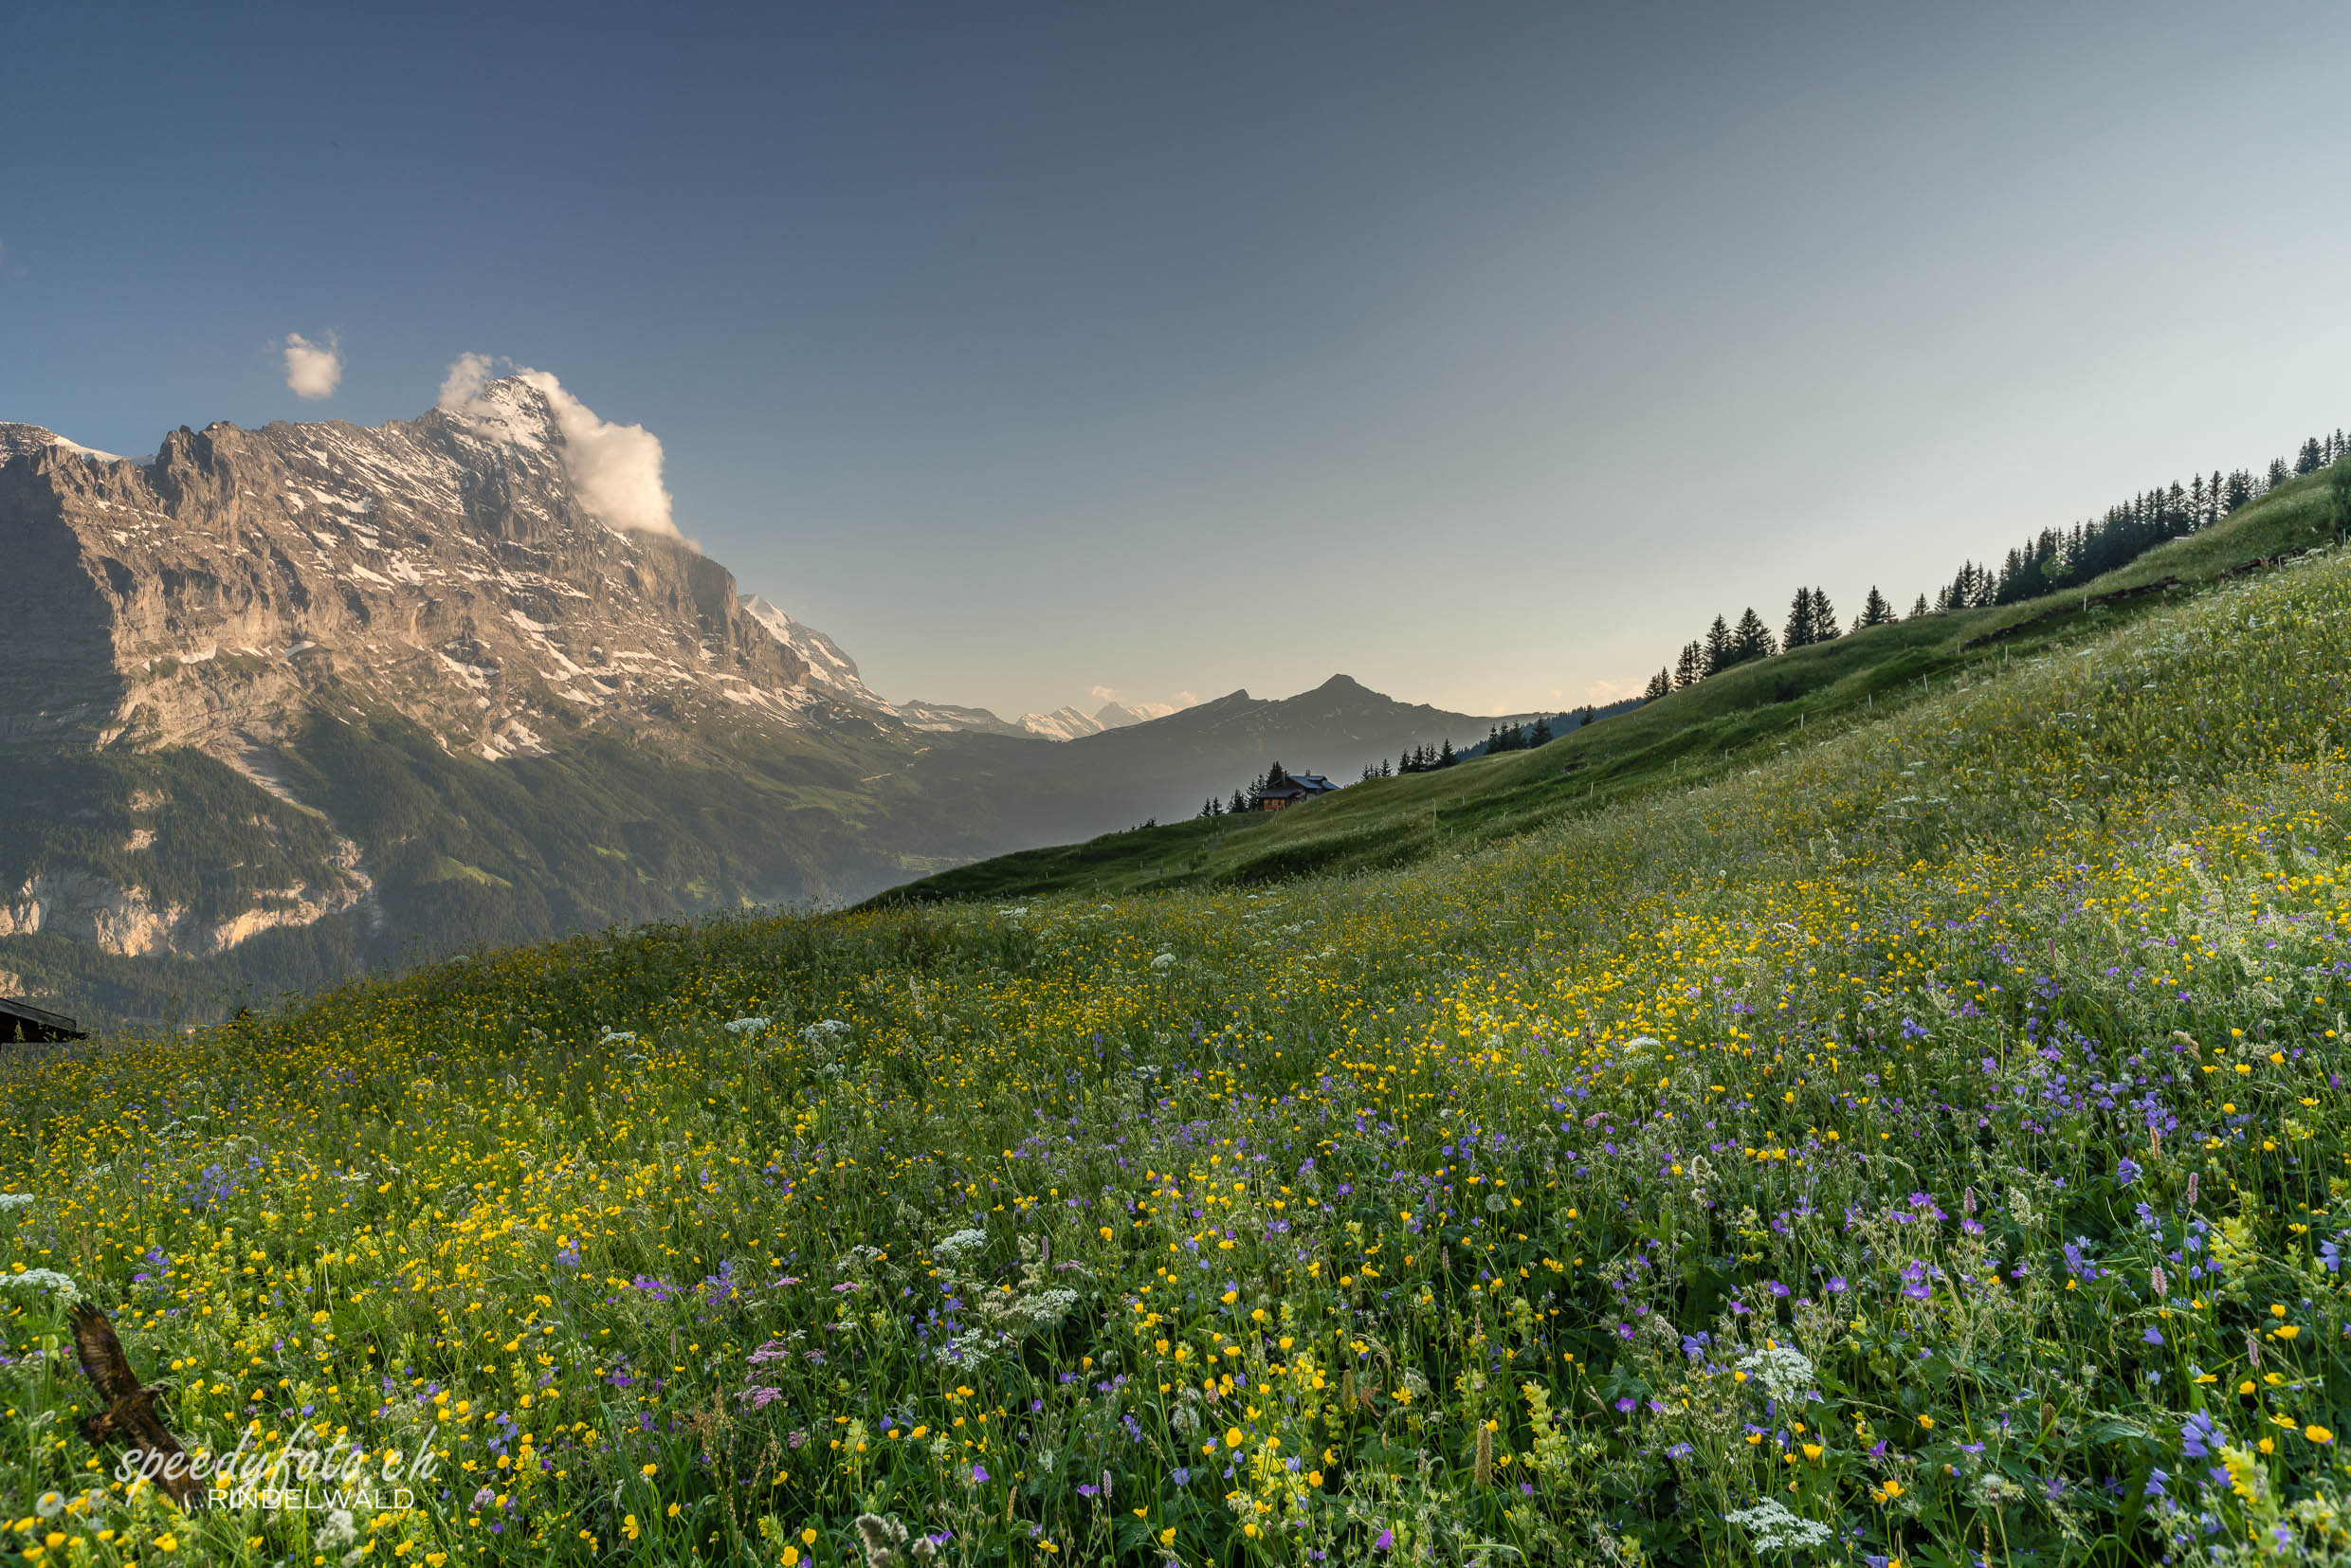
[4,551,2351,1564]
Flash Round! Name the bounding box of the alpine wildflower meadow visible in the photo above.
[6,552,2351,1565]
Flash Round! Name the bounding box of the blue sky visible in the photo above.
[5,2,2347,719]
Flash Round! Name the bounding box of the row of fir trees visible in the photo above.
[1638,428,2347,699]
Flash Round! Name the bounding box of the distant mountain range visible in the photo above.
[737,594,1185,742]
[0,381,1554,1022]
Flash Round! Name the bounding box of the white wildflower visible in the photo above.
[0,1267,84,1305]
[598,1029,636,1045]
[1150,953,1177,970]
[319,1509,357,1548]
[801,1019,853,1046]
[0,1194,32,1210]
[1018,1287,1080,1327]
[996,906,1028,919]
[934,1230,989,1261]
[1736,1345,1817,1400]
[721,1015,772,1034]
[1724,1498,1833,1551]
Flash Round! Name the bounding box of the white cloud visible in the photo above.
[1087,684,1120,702]
[282,333,342,399]
[436,351,493,411]
[1581,678,1643,704]
[433,355,681,541]
[514,370,677,540]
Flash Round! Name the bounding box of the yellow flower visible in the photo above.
[782,1549,799,1566]
[1917,1415,1934,1431]
[641,1462,658,1478]
[2308,1426,2336,1445]
[1225,1427,1243,1448]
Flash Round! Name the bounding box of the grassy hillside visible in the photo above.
[877,460,2351,906]
[3,469,2350,1564]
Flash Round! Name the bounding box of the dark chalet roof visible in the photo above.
[1252,773,1340,802]
[0,997,84,1044]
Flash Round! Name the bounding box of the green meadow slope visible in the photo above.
[2,458,2350,1564]
[874,460,2351,905]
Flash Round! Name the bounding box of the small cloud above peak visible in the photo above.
[432,353,681,542]
[282,332,342,399]
[436,351,495,411]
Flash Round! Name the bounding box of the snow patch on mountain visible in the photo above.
[738,595,889,706]
[1017,705,1107,741]
[0,425,127,464]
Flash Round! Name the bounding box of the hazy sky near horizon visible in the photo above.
[5,2,2347,720]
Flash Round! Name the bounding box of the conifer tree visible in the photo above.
[1911,593,1930,618]
[1642,668,1670,702]
[1857,586,1895,628]
[1437,738,1455,768]
[1675,641,1705,688]
[1230,789,1248,814]
[1530,715,1554,743]
[1730,607,1776,664]
[1809,587,1839,640]
[1703,616,1733,676]
[1783,587,1816,649]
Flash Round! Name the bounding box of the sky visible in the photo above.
[4,2,2347,720]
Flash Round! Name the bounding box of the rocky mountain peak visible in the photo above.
[0,386,882,773]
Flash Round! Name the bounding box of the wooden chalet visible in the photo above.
[0,997,85,1044]
[1251,773,1340,811]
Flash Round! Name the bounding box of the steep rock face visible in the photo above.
[0,381,841,767]
[0,854,368,958]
